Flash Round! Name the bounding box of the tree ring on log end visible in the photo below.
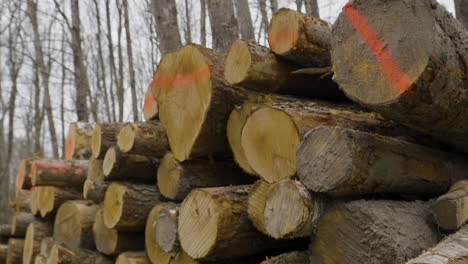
[178,190,218,259]
[152,46,212,161]
[268,9,301,55]
[93,209,118,255]
[225,40,251,85]
[103,147,117,176]
[103,183,126,229]
[241,107,300,183]
[23,224,35,264]
[157,153,182,200]
[117,124,136,153]
[54,203,83,248]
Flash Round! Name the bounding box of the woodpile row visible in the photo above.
[3,1,468,263]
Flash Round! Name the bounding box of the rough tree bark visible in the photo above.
[455,0,468,29]
[151,0,182,53]
[123,0,139,121]
[206,0,239,51]
[234,0,254,40]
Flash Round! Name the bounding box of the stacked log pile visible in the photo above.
[2,0,468,263]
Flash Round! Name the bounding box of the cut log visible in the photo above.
[247,180,273,234]
[83,180,108,203]
[34,186,83,218]
[46,244,112,264]
[6,238,24,264]
[116,252,150,264]
[260,251,309,264]
[29,188,39,216]
[309,200,438,264]
[0,244,7,263]
[0,225,13,237]
[238,96,422,182]
[143,85,158,121]
[33,255,45,264]
[297,126,468,197]
[178,185,292,260]
[53,200,99,249]
[11,213,37,237]
[39,237,54,258]
[117,121,169,157]
[102,146,159,182]
[225,39,343,100]
[157,152,252,201]
[406,224,468,264]
[145,203,178,264]
[155,206,180,254]
[87,158,105,183]
[152,44,254,161]
[12,190,31,214]
[103,182,162,231]
[23,222,52,264]
[15,158,39,197]
[30,159,88,188]
[268,8,331,67]
[64,122,94,160]
[433,181,468,230]
[331,0,468,153]
[91,123,125,159]
[93,209,144,256]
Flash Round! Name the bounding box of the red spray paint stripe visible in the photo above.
[64,138,73,160]
[343,2,412,93]
[33,161,86,172]
[152,66,211,87]
[143,93,156,111]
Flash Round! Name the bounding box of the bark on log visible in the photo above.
[268,8,331,67]
[33,186,83,218]
[15,158,38,197]
[178,185,293,260]
[406,224,468,264]
[117,121,168,157]
[0,244,7,263]
[64,122,94,160]
[145,203,178,264]
[151,44,255,161]
[39,237,54,258]
[331,0,468,153]
[29,188,39,216]
[53,200,99,249]
[103,182,162,231]
[0,225,13,238]
[309,200,438,264]
[225,39,343,100]
[87,158,105,183]
[30,159,88,188]
[116,252,150,264]
[143,85,158,121]
[236,96,424,182]
[260,251,309,264]
[157,152,252,201]
[83,180,108,203]
[91,123,125,159]
[46,244,112,264]
[155,206,180,254]
[23,222,52,264]
[93,209,144,256]
[102,146,159,182]
[6,238,24,264]
[297,126,468,197]
[11,213,37,237]
[433,181,468,230]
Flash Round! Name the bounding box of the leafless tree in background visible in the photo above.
[305,0,320,17]
[151,0,182,53]
[455,0,468,28]
[200,0,207,46]
[206,0,239,51]
[235,0,255,40]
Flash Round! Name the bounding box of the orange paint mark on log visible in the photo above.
[268,28,299,52]
[33,161,86,174]
[343,2,412,93]
[152,66,211,87]
[143,93,156,111]
[64,138,73,160]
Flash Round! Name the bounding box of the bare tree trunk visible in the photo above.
[184,0,192,43]
[150,0,182,53]
[455,0,468,29]
[206,0,239,51]
[270,0,279,13]
[258,0,269,42]
[234,0,255,39]
[116,1,125,122]
[295,0,303,12]
[33,59,43,156]
[123,0,139,122]
[200,0,207,46]
[105,0,118,122]
[304,0,320,18]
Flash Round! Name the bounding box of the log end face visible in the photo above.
[23,224,35,264]
[242,107,300,183]
[225,40,251,85]
[268,8,301,55]
[247,180,272,234]
[103,183,126,229]
[38,187,54,218]
[155,212,178,253]
[297,126,354,194]
[103,147,117,177]
[93,210,118,255]
[433,196,468,231]
[54,202,82,248]
[157,153,182,200]
[143,85,159,121]
[145,204,173,264]
[117,124,136,153]
[91,125,103,159]
[179,190,218,259]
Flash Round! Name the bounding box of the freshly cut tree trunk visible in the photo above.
[64,122,94,160]
[145,203,178,264]
[15,158,38,197]
[34,186,83,218]
[156,206,180,254]
[6,238,24,264]
[332,0,468,153]
[93,209,144,256]
[309,200,438,264]
[178,185,292,260]
[225,39,343,100]
[117,121,168,157]
[87,158,105,183]
[406,224,468,264]
[237,96,422,182]
[297,126,468,197]
[11,213,37,237]
[46,244,112,264]
[103,182,162,231]
[157,152,252,201]
[83,180,108,203]
[91,123,125,159]
[116,252,150,264]
[268,8,331,67]
[102,146,159,182]
[433,181,468,230]
[143,86,158,121]
[53,200,99,249]
[260,251,309,264]
[12,190,31,214]
[152,44,254,162]
[30,159,88,188]
[23,222,52,264]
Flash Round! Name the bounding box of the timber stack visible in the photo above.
[2,0,468,263]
